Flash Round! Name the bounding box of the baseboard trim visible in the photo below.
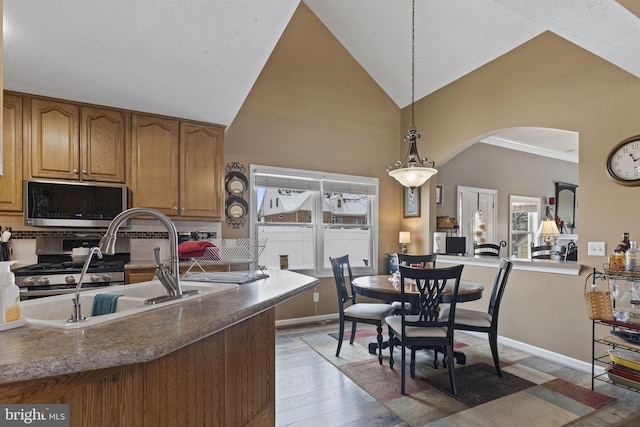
[275,314,604,375]
[276,313,338,328]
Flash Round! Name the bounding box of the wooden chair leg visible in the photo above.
[401,343,406,395]
[446,343,457,396]
[349,322,357,345]
[376,323,384,364]
[336,318,345,357]
[489,332,502,377]
[388,331,396,369]
[410,348,416,378]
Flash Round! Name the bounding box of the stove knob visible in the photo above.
[23,277,35,286]
[90,274,101,282]
[65,275,76,284]
[38,277,50,285]
[102,273,112,281]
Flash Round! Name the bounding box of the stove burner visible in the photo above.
[14,260,127,275]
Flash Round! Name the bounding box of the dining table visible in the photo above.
[351,274,485,365]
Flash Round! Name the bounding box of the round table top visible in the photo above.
[351,275,484,303]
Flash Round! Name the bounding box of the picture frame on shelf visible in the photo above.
[403,186,420,218]
[436,185,443,207]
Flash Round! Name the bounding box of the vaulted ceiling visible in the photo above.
[4,0,639,159]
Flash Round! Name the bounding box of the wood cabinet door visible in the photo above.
[30,98,80,179]
[179,122,224,219]
[0,94,23,212]
[131,113,179,215]
[81,106,126,183]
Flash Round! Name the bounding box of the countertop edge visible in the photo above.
[0,270,318,385]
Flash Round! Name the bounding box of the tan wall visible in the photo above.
[404,31,640,363]
[226,5,638,363]
[225,4,402,318]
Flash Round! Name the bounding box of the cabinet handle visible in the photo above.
[73,169,79,174]
[82,170,87,175]
[173,207,179,210]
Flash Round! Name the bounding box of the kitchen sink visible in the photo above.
[20,280,238,329]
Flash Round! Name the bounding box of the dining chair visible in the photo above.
[386,264,464,395]
[473,240,507,257]
[397,253,437,268]
[330,255,395,364]
[530,243,556,259]
[439,258,513,376]
[392,253,437,314]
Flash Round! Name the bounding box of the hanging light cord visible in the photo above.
[411,0,416,129]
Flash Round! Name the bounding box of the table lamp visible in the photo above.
[537,218,560,246]
[399,231,411,254]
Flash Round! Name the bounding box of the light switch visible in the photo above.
[587,242,606,256]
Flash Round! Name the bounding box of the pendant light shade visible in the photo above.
[386,0,437,189]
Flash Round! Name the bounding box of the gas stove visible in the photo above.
[14,236,131,299]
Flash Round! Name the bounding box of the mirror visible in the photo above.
[509,195,541,259]
[555,182,577,233]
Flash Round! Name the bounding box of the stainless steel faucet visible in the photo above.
[69,246,103,323]
[99,207,198,304]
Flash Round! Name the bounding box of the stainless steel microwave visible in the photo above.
[24,180,128,228]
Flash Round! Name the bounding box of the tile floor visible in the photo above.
[275,321,640,427]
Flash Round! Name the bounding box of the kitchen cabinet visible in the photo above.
[179,122,224,218]
[131,114,224,219]
[30,98,126,183]
[0,94,23,212]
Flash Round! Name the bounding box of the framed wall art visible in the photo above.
[436,184,443,206]
[403,186,421,218]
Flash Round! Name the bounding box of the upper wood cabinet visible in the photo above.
[130,114,224,219]
[130,114,180,216]
[179,122,224,219]
[0,94,23,212]
[30,98,126,183]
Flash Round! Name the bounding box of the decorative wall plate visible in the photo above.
[225,171,248,196]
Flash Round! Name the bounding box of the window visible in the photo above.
[250,164,378,276]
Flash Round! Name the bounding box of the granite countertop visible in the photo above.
[0,270,318,385]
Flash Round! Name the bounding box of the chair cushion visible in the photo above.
[439,307,492,328]
[385,315,447,338]
[345,303,394,320]
[391,301,411,309]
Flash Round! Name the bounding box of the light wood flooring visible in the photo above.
[275,321,640,427]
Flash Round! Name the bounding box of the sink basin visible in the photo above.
[20,280,238,329]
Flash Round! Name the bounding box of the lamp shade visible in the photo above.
[389,166,437,188]
[399,231,411,244]
[537,218,560,237]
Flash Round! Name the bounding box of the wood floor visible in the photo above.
[275,321,640,427]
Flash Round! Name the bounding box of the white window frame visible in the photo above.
[250,164,378,277]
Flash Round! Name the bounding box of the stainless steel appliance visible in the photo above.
[24,179,128,228]
[14,236,130,299]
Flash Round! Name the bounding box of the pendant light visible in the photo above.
[386,0,437,190]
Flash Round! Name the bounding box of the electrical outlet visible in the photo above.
[588,242,606,256]
[313,292,319,303]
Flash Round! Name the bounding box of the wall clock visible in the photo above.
[606,135,640,186]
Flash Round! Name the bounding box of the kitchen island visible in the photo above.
[0,270,318,426]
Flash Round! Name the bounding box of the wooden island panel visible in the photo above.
[0,309,275,427]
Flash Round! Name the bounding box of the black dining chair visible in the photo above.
[386,264,464,395]
[392,254,437,314]
[330,255,395,364]
[473,240,507,257]
[530,242,557,259]
[439,258,513,376]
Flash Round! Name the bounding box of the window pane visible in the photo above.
[258,188,313,223]
[257,223,314,270]
[324,226,372,269]
[323,192,371,269]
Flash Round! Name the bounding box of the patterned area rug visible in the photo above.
[301,327,617,427]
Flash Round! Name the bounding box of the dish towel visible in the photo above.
[91,293,123,316]
[178,241,217,258]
